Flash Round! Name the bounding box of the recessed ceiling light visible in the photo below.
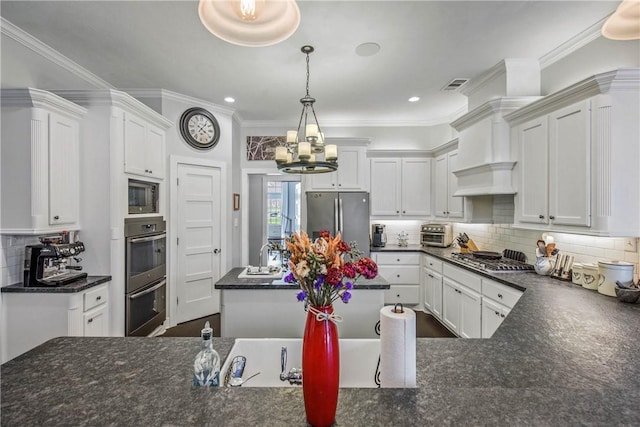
[355,42,381,57]
[408,96,420,102]
[224,97,235,103]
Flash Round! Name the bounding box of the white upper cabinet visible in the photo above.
[305,144,368,191]
[1,88,87,234]
[434,150,463,219]
[516,100,591,227]
[370,157,431,217]
[124,111,166,180]
[507,69,640,236]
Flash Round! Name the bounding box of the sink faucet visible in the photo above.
[258,243,271,272]
[279,346,302,385]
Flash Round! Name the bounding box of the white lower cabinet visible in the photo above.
[481,278,523,338]
[2,283,110,363]
[442,263,482,338]
[374,252,420,306]
[422,255,443,320]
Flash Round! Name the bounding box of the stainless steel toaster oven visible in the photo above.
[420,223,453,248]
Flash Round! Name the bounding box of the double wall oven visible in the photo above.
[125,216,166,336]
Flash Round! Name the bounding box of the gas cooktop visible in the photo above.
[450,251,535,273]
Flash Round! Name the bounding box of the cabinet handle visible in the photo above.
[148,170,153,174]
[145,169,149,173]
[88,318,93,323]
[396,210,400,214]
[500,313,505,318]
[498,293,503,299]
[397,294,400,298]
[213,248,221,254]
[403,210,406,214]
[96,296,102,301]
[338,184,342,187]
[549,215,555,220]
[428,274,433,278]
[54,215,60,220]
[539,215,545,219]
[397,259,400,262]
[495,311,500,316]
[397,274,400,278]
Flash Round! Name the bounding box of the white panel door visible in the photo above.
[548,100,591,227]
[123,113,148,176]
[370,158,400,215]
[402,158,431,216]
[517,117,549,224]
[447,151,464,218]
[434,154,448,218]
[441,278,459,334]
[458,285,482,339]
[176,163,222,323]
[48,112,79,225]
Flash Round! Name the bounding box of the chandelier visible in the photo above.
[198,0,300,47]
[276,46,338,174]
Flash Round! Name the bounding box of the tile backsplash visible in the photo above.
[370,220,639,282]
[1,235,40,286]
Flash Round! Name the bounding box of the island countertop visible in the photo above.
[2,256,640,425]
[214,267,390,290]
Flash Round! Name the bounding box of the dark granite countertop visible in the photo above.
[215,267,390,290]
[2,255,640,425]
[1,275,112,293]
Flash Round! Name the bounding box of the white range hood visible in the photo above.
[449,59,542,196]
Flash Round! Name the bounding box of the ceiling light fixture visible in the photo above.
[275,46,338,175]
[408,96,420,102]
[602,0,640,40]
[198,0,300,47]
[224,96,235,103]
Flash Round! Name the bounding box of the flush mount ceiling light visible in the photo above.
[602,0,640,40]
[275,46,338,175]
[198,0,300,47]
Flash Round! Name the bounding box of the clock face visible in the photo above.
[179,107,220,150]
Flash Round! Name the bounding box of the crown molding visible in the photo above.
[450,96,542,131]
[539,17,608,69]
[0,87,87,118]
[125,88,237,118]
[53,89,173,129]
[1,17,113,90]
[504,68,640,125]
[367,138,459,159]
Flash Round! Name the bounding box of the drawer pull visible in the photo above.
[500,313,505,318]
[495,311,500,316]
[397,274,400,278]
[96,296,102,301]
[498,294,503,299]
[397,294,400,298]
[88,318,93,323]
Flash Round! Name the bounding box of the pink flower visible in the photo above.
[343,262,357,279]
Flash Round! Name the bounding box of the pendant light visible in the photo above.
[275,46,338,174]
[198,0,300,47]
[602,0,640,40]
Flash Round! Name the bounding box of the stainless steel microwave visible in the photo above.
[128,179,158,214]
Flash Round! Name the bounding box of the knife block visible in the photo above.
[459,239,479,253]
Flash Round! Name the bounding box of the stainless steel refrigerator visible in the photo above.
[306,192,370,257]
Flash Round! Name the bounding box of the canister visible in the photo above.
[581,263,600,290]
[571,263,583,286]
[598,260,634,297]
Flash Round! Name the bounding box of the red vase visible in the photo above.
[302,305,340,427]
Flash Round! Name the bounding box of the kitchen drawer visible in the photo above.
[384,285,420,305]
[378,265,420,284]
[83,304,109,336]
[443,264,482,294]
[84,285,108,312]
[423,255,443,273]
[376,252,420,265]
[482,279,522,309]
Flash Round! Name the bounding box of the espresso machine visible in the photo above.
[24,240,87,287]
[371,224,387,247]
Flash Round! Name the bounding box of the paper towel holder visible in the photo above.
[392,303,404,314]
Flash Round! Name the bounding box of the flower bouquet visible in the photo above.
[284,230,378,307]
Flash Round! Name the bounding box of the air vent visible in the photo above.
[442,78,469,91]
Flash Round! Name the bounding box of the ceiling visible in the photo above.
[0,1,619,126]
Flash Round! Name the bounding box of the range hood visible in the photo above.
[449,59,542,196]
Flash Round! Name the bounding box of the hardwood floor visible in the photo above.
[158,310,455,338]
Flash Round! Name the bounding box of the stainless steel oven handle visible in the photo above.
[129,233,166,244]
[129,279,166,299]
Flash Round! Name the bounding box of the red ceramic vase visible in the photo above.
[302,305,340,427]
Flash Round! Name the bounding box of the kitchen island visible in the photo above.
[3,253,640,425]
[215,267,390,338]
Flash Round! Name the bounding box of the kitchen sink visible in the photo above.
[237,266,284,279]
[220,338,380,388]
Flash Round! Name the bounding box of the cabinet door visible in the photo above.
[482,298,506,338]
[459,285,482,339]
[423,267,434,311]
[442,278,460,334]
[425,269,443,320]
[370,158,401,215]
[124,113,149,177]
[401,158,431,216]
[434,154,449,218]
[83,304,109,336]
[48,112,79,225]
[548,100,590,227]
[336,146,365,190]
[145,125,165,179]
[517,117,549,224]
[307,169,337,190]
[447,151,464,218]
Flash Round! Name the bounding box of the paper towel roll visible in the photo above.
[379,304,416,388]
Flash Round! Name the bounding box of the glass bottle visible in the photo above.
[193,321,220,387]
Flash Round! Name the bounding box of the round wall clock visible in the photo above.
[179,107,220,150]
